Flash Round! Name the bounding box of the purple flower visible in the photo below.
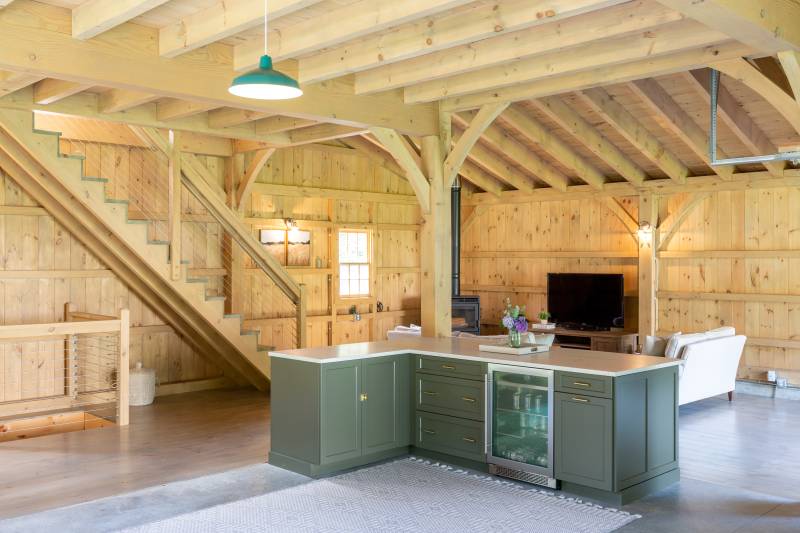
[515,317,528,333]
[502,316,514,329]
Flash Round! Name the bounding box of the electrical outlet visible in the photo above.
[767,370,777,382]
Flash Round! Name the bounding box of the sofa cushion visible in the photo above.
[643,332,682,356]
[704,326,736,340]
[665,333,708,359]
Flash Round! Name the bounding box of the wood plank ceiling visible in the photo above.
[0,0,798,197]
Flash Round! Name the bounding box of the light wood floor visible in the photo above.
[0,388,271,519]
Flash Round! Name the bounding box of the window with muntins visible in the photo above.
[338,230,370,297]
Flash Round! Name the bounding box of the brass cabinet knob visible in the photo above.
[422,429,436,435]
[573,381,591,388]
[571,397,589,403]
[441,364,456,370]
[462,437,476,444]
[423,391,438,396]
[359,393,368,402]
[461,396,477,403]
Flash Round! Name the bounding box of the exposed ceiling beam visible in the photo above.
[657,0,800,54]
[235,0,475,71]
[156,99,218,122]
[580,88,689,183]
[98,89,159,113]
[343,135,405,177]
[0,2,437,135]
[0,71,43,96]
[777,50,800,100]
[532,97,647,186]
[369,126,430,213]
[287,124,367,145]
[458,160,505,197]
[404,20,728,103]
[712,58,800,135]
[355,1,683,95]
[452,125,537,193]
[208,108,274,129]
[441,41,753,111]
[457,119,569,192]
[498,106,606,189]
[628,78,734,180]
[683,69,785,177]
[159,0,323,58]
[72,0,172,40]
[255,116,317,135]
[33,79,90,105]
[443,103,508,186]
[300,0,630,84]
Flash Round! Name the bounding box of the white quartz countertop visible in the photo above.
[269,337,681,377]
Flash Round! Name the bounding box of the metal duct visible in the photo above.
[451,178,461,296]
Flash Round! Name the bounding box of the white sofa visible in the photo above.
[386,325,555,347]
[645,327,747,406]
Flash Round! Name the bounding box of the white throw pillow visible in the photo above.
[664,332,707,359]
[705,326,735,339]
[643,332,682,356]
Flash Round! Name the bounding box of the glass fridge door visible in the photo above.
[489,365,553,474]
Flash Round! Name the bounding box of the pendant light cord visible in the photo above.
[264,0,269,55]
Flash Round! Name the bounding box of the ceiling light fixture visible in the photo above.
[228,0,302,100]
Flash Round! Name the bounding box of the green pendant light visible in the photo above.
[229,0,302,100]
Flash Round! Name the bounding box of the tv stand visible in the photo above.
[537,327,637,354]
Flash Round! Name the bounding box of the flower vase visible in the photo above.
[508,329,522,348]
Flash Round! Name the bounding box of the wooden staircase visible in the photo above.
[0,108,302,391]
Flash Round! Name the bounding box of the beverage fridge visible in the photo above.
[487,364,556,488]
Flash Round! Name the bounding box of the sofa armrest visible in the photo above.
[678,335,746,404]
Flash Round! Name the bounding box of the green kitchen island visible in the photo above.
[269,337,682,505]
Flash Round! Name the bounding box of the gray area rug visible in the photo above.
[121,458,640,532]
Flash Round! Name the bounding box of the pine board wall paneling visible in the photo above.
[658,188,800,386]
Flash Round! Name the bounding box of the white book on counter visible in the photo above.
[478,343,550,355]
[531,323,556,330]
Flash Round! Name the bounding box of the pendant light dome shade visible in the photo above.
[229,55,302,100]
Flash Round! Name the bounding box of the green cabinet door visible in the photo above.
[320,360,362,464]
[362,355,411,454]
[554,392,613,491]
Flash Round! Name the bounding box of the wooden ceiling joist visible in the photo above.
[300,0,630,85]
[355,0,682,95]
[458,161,505,197]
[72,0,172,40]
[403,20,728,104]
[580,88,689,184]
[234,0,475,71]
[454,131,537,194]
[499,106,606,189]
[712,58,800,135]
[457,119,567,192]
[628,78,734,180]
[160,0,323,58]
[209,108,274,129]
[0,71,43,96]
[443,103,508,186]
[343,135,405,177]
[683,69,785,177]
[441,41,753,111]
[255,116,317,136]
[287,124,367,145]
[156,99,218,122]
[99,89,159,113]
[0,2,437,135]
[657,0,800,54]
[532,97,647,186]
[33,79,91,105]
[777,50,800,100]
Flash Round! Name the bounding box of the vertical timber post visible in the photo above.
[638,192,659,348]
[168,130,182,281]
[297,284,308,348]
[118,308,130,427]
[420,135,452,337]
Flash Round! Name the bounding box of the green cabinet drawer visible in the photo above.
[415,411,485,463]
[415,355,486,381]
[416,373,484,421]
[555,372,613,398]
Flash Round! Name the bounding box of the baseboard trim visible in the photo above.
[736,380,800,401]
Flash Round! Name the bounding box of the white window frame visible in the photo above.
[338,229,371,298]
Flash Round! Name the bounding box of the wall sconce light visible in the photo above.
[637,222,654,243]
[285,218,300,242]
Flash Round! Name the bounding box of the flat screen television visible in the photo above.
[547,273,624,330]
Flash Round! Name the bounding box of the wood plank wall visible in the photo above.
[242,147,422,348]
[464,191,800,387]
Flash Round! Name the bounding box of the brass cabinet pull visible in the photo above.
[571,397,590,403]
[572,381,591,387]
[422,429,436,435]
[461,396,477,403]
[441,364,456,370]
[359,393,368,402]
[462,437,476,444]
[423,391,438,396]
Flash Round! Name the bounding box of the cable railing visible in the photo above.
[0,306,130,441]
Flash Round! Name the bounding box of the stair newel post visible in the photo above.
[117,308,130,427]
[168,130,182,281]
[297,284,308,348]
